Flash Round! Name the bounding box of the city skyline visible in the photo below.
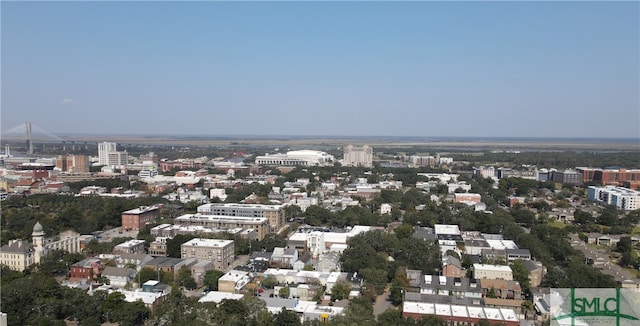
[2,1,639,139]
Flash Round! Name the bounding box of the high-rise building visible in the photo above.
[107,151,128,167]
[98,142,117,166]
[343,145,373,167]
[57,155,90,173]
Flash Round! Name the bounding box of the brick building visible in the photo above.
[122,205,159,231]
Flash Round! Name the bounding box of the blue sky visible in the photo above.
[1,1,639,138]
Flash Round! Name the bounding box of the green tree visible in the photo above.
[273,307,301,326]
[262,275,278,289]
[203,270,225,291]
[330,279,352,301]
[510,260,531,292]
[165,234,197,258]
[390,276,407,306]
[135,267,158,285]
[361,267,388,296]
[343,296,375,325]
[103,292,126,323]
[278,286,290,298]
[177,266,197,290]
[214,299,248,326]
[616,236,632,253]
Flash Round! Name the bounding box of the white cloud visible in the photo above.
[62,98,75,105]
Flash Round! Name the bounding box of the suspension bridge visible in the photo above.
[1,122,91,155]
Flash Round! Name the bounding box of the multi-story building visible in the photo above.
[218,270,251,293]
[473,264,513,281]
[149,237,169,257]
[254,150,335,167]
[0,240,36,271]
[343,145,373,167]
[197,203,285,233]
[113,239,146,254]
[121,205,160,231]
[578,167,640,186]
[174,214,269,240]
[1,222,85,272]
[56,155,90,173]
[97,142,128,167]
[549,169,583,185]
[403,302,519,326]
[107,151,128,167]
[587,186,640,211]
[180,238,234,270]
[98,142,117,166]
[70,258,103,281]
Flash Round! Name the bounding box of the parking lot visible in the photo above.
[98,227,139,242]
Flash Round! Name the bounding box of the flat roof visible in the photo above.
[485,239,518,250]
[175,213,268,223]
[403,301,519,322]
[122,205,158,214]
[182,238,234,248]
[473,264,513,272]
[219,270,250,282]
[199,291,244,303]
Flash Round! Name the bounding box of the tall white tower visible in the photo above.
[98,142,117,166]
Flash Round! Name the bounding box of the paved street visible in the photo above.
[373,287,394,317]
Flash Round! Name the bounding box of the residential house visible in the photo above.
[101,267,136,288]
[505,249,532,262]
[479,278,522,300]
[70,258,103,281]
[442,255,464,278]
[315,251,341,273]
[271,247,298,269]
[115,253,154,272]
[523,260,547,288]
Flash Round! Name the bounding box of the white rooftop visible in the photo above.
[486,239,518,250]
[219,270,250,283]
[182,238,234,248]
[403,301,519,323]
[115,239,145,248]
[434,224,461,235]
[119,289,164,305]
[198,291,244,303]
[473,264,513,272]
[122,205,159,214]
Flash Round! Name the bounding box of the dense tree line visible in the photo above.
[0,194,167,245]
[465,174,618,288]
[340,229,441,301]
[0,264,454,326]
[455,151,640,169]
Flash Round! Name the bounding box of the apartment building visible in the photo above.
[587,186,640,211]
[197,203,285,233]
[473,264,513,281]
[174,213,269,240]
[122,205,160,231]
[180,238,234,271]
